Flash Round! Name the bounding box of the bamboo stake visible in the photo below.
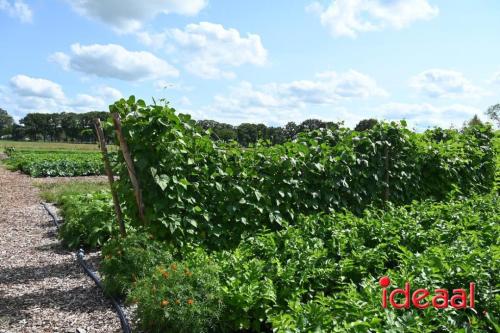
[94,118,126,236]
[111,113,146,224]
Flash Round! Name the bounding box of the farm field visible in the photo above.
[1,98,497,332]
[2,1,500,332]
[3,150,105,177]
[0,140,101,152]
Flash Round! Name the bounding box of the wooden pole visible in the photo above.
[111,113,146,224]
[94,119,126,237]
[383,144,390,203]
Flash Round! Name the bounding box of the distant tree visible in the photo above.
[217,128,237,142]
[284,122,298,140]
[298,119,327,132]
[11,124,25,140]
[467,114,483,127]
[197,120,237,142]
[355,118,378,132]
[18,111,109,142]
[268,127,286,145]
[0,108,14,136]
[20,113,44,140]
[486,104,500,127]
[237,123,260,147]
[60,112,80,141]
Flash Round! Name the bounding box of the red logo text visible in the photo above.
[379,276,475,309]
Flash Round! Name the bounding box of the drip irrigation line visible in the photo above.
[41,202,60,229]
[77,249,132,333]
[41,202,131,333]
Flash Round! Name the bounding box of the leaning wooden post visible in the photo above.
[383,143,390,203]
[94,118,126,237]
[111,113,146,224]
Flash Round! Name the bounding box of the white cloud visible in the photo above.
[49,52,71,71]
[205,70,386,124]
[0,0,32,23]
[207,83,303,125]
[138,22,268,79]
[3,75,123,118]
[489,72,500,85]
[410,69,485,98]
[178,96,192,106]
[69,86,123,111]
[67,0,208,33]
[373,102,481,129]
[10,75,65,100]
[52,43,179,81]
[307,0,438,38]
[99,86,123,101]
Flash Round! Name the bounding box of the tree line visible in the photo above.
[196,118,345,146]
[1,105,498,146]
[0,109,110,142]
[0,108,350,146]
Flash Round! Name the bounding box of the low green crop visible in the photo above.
[213,194,499,332]
[5,150,104,177]
[101,193,499,332]
[58,190,118,249]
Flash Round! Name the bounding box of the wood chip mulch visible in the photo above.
[0,165,122,333]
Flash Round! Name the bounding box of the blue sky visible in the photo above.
[1,0,499,129]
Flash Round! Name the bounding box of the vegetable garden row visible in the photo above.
[3,97,499,332]
[4,149,104,177]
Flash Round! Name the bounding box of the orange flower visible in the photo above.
[175,299,180,305]
[161,299,169,307]
[187,299,194,305]
[162,271,169,279]
[185,270,193,277]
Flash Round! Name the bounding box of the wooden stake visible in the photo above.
[94,118,126,237]
[383,144,390,202]
[111,113,146,224]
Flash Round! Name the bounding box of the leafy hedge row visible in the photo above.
[99,193,499,332]
[4,150,104,177]
[111,98,495,249]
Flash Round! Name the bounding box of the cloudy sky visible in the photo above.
[1,0,499,129]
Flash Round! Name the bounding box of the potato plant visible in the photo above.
[99,194,499,332]
[5,150,104,177]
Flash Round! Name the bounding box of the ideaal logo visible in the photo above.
[379,276,475,309]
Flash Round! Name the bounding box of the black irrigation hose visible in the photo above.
[41,202,60,229]
[41,203,132,333]
[77,249,132,333]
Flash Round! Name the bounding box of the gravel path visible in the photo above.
[0,166,121,333]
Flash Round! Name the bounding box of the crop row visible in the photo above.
[110,98,496,250]
[46,97,499,332]
[56,189,499,332]
[4,150,104,177]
